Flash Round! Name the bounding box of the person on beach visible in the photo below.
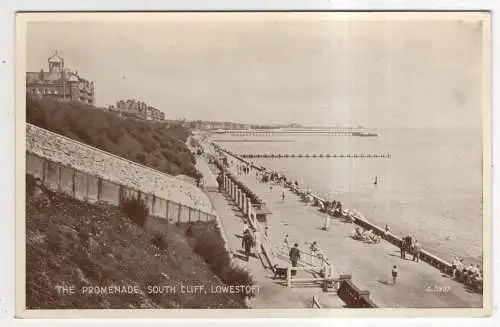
[289,243,301,277]
[281,191,285,202]
[323,215,331,231]
[392,265,398,285]
[412,240,422,262]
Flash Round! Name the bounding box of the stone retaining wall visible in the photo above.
[26,124,213,213]
[27,152,216,223]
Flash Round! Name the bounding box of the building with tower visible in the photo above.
[26,51,95,105]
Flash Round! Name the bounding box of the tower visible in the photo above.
[48,50,64,73]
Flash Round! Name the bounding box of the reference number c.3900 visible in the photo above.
[425,285,451,293]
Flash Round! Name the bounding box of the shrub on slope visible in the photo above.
[26,95,197,177]
[26,179,246,309]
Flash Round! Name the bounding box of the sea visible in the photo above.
[211,128,483,266]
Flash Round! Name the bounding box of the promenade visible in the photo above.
[194,152,345,308]
[208,149,483,308]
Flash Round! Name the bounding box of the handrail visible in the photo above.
[312,296,322,308]
[276,244,331,267]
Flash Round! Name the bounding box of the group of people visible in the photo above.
[352,226,382,244]
[451,257,483,290]
[319,200,344,218]
[400,234,423,263]
[258,170,288,186]
[237,164,250,175]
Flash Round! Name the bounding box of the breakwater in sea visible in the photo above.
[210,142,483,292]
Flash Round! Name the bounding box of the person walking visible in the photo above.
[323,215,331,231]
[400,238,406,259]
[412,240,422,262]
[384,224,390,240]
[253,229,261,257]
[392,265,398,285]
[289,243,301,277]
[283,234,289,249]
[242,221,249,237]
[310,241,320,266]
[451,257,459,279]
[241,230,254,261]
[281,191,285,202]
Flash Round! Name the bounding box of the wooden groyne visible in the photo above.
[210,142,480,292]
[240,153,391,159]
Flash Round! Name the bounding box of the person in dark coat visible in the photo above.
[400,238,406,259]
[242,230,254,261]
[216,173,224,192]
[289,243,301,276]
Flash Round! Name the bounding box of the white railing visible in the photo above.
[312,295,322,308]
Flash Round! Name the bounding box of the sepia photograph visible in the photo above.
[15,11,491,317]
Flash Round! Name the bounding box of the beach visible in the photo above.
[211,127,483,266]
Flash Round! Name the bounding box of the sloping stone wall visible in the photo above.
[26,124,214,214]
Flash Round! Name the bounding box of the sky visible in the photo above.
[25,14,486,129]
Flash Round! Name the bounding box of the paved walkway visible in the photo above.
[196,153,344,308]
[214,151,483,308]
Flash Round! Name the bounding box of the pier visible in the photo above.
[207,143,483,308]
[239,153,391,159]
[214,130,378,137]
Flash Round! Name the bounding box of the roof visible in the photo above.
[48,52,64,63]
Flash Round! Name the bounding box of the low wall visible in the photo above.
[27,152,216,223]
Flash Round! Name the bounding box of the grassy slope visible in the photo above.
[26,95,199,178]
[26,183,247,309]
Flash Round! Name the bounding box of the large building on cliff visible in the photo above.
[26,51,95,106]
[110,99,165,121]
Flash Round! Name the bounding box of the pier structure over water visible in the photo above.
[239,153,391,159]
[214,129,378,137]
